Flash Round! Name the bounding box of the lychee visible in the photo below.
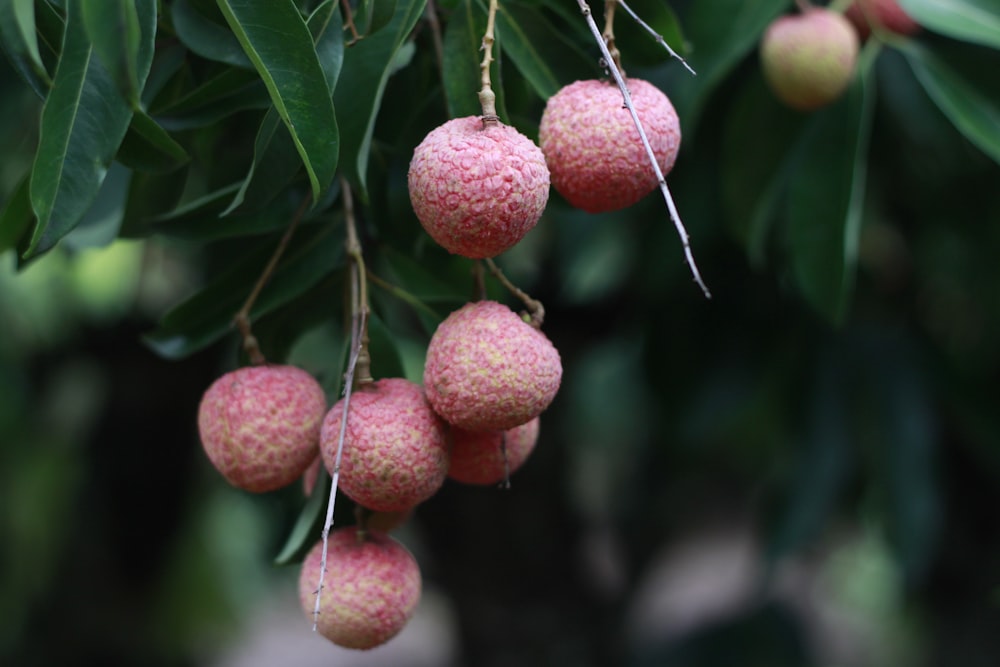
[320,378,449,512]
[760,9,860,111]
[538,78,681,213]
[407,116,550,259]
[197,364,327,493]
[298,529,421,650]
[448,417,541,486]
[846,0,920,40]
[424,300,562,432]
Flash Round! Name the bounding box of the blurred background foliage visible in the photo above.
[1,0,999,665]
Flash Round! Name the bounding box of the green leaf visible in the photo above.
[357,0,398,37]
[334,0,428,196]
[116,110,191,173]
[899,0,1000,49]
[900,42,1000,165]
[0,175,34,254]
[171,0,252,68]
[151,67,270,130]
[668,0,787,134]
[25,0,136,258]
[367,310,407,380]
[442,0,500,119]
[223,1,345,214]
[273,464,329,566]
[143,225,344,359]
[81,0,155,107]
[151,190,313,241]
[0,0,52,96]
[119,167,189,238]
[786,47,876,324]
[216,0,339,203]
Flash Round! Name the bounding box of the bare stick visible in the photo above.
[312,178,371,631]
[233,195,312,364]
[484,258,545,327]
[478,0,500,122]
[575,0,711,299]
[616,0,696,76]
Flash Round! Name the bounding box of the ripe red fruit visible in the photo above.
[407,116,550,259]
[760,9,860,111]
[197,364,326,493]
[538,78,680,213]
[845,0,921,40]
[424,300,562,432]
[448,417,540,486]
[320,378,450,512]
[298,529,421,650]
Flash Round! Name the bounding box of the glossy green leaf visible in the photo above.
[357,0,398,37]
[442,0,503,119]
[151,192,312,241]
[0,176,34,254]
[151,67,270,130]
[899,0,1000,49]
[901,42,1000,165]
[143,225,344,359]
[171,0,251,68]
[668,0,786,134]
[60,161,131,250]
[216,0,339,203]
[223,1,345,214]
[25,1,135,258]
[116,110,191,173]
[0,0,52,96]
[81,0,154,106]
[334,0,427,196]
[786,48,876,324]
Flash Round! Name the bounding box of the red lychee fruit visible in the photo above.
[320,378,449,512]
[197,364,327,493]
[424,301,562,432]
[298,529,421,650]
[760,9,860,111]
[448,417,540,486]
[407,116,550,259]
[846,0,921,40]
[538,78,681,214]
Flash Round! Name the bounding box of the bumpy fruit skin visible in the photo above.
[424,301,562,432]
[538,78,680,214]
[298,529,421,650]
[760,9,860,111]
[449,417,540,485]
[197,365,326,493]
[320,378,449,512]
[846,0,920,40]
[407,116,550,259]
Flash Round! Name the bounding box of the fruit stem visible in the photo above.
[233,193,312,365]
[484,258,545,328]
[343,177,372,387]
[574,0,712,299]
[602,0,623,75]
[478,0,500,125]
[616,0,696,76]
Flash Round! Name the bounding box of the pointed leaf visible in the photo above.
[900,42,1000,165]
[151,67,269,130]
[171,0,252,68]
[334,0,427,196]
[273,465,329,566]
[81,0,156,107]
[117,110,191,173]
[119,167,189,238]
[216,0,339,202]
[786,48,876,323]
[26,1,135,258]
[0,175,34,254]
[0,0,52,96]
[899,0,1000,50]
[442,0,504,119]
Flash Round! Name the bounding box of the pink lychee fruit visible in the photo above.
[320,378,449,512]
[407,116,550,259]
[538,78,681,214]
[760,9,860,111]
[448,417,541,486]
[424,300,562,432]
[298,529,421,650]
[846,0,921,40]
[197,365,327,493]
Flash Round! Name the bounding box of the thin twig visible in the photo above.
[339,0,362,44]
[366,268,441,322]
[616,0,696,76]
[602,0,622,74]
[478,0,500,123]
[484,258,545,327]
[233,195,312,364]
[575,0,711,299]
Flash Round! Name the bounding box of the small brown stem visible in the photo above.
[478,0,500,124]
[602,0,622,75]
[339,0,362,44]
[472,261,487,301]
[484,258,545,328]
[342,177,372,387]
[233,194,311,365]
